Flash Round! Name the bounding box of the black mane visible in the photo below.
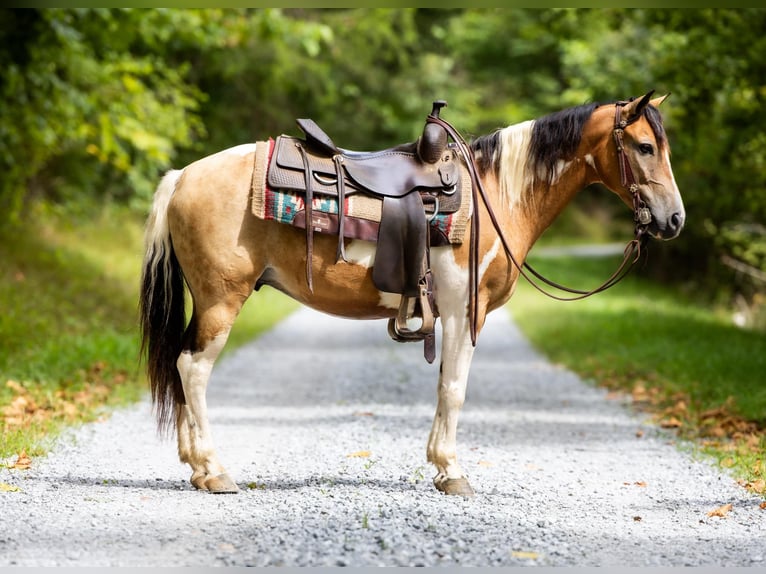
[470,100,667,190]
[528,102,599,188]
[471,129,503,176]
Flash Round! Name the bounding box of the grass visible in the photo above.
[509,251,766,494]
[0,205,297,459]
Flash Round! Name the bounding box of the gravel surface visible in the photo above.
[1,306,763,567]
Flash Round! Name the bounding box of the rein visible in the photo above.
[427,101,651,345]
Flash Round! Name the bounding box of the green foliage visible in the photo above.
[0,207,296,457]
[0,208,145,456]
[512,254,766,423]
[511,253,766,493]
[2,8,765,308]
[0,9,218,218]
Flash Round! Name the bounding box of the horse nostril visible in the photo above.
[670,212,683,230]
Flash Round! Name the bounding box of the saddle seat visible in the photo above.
[265,101,461,362]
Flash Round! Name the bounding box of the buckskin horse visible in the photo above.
[140,92,685,496]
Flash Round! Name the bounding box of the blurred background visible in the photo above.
[2,8,764,325]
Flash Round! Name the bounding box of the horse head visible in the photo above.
[594,91,686,240]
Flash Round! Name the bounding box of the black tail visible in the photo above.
[138,170,187,434]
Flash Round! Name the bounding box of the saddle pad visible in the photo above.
[266,135,462,214]
[251,139,471,245]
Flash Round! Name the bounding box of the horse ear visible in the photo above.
[621,90,655,123]
[650,93,670,107]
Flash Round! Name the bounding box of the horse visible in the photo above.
[139,91,685,497]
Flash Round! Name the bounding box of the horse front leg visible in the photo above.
[426,311,476,497]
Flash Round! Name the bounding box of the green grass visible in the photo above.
[0,206,297,459]
[509,252,766,489]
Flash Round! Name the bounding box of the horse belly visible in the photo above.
[260,237,402,320]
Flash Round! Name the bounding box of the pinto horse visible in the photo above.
[140,92,685,496]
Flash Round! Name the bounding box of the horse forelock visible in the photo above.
[644,104,667,151]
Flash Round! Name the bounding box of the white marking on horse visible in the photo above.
[498,121,534,208]
[428,246,474,481]
[479,238,501,280]
[549,159,573,185]
[344,240,375,267]
[176,332,229,470]
[584,153,596,170]
[336,240,401,310]
[431,246,469,321]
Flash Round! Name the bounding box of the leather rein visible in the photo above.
[426,101,652,345]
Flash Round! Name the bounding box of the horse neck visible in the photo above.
[517,154,592,249]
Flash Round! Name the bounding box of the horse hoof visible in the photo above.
[435,477,475,498]
[191,474,209,491]
[205,473,240,494]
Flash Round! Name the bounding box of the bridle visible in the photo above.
[427,101,654,345]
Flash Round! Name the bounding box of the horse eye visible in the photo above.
[638,143,654,155]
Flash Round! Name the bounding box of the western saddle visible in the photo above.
[266,101,463,363]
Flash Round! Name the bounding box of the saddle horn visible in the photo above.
[418,100,449,164]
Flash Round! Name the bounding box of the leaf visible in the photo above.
[634,481,647,487]
[633,516,642,522]
[5,379,27,394]
[11,450,31,470]
[707,503,733,518]
[511,551,539,560]
[346,450,371,458]
[743,479,765,494]
[659,416,683,429]
[759,501,766,510]
[0,483,21,492]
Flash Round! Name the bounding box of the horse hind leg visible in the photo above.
[175,299,244,493]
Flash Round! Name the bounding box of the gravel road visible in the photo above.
[1,306,763,567]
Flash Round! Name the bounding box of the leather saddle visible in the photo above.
[266,101,461,362]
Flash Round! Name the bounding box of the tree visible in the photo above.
[0,9,221,219]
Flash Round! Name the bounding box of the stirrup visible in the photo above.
[387,278,435,342]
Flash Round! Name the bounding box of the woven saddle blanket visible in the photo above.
[251,139,471,247]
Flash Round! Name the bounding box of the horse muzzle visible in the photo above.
[645,209,685,240]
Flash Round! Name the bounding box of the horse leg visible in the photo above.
[426,311,476,497]
[175,299,244,493]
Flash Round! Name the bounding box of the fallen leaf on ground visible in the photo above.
[742,479,765,494]
[634,481,647,487]
[511,551,539,560]
[0,483,20,492]
[10,450,31,470]
[659,417,683,429]
[633,516,642,522]
[707,503,733,518]
[759,502,766,510]
[346,450,371,458]
[635,429,644,438]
